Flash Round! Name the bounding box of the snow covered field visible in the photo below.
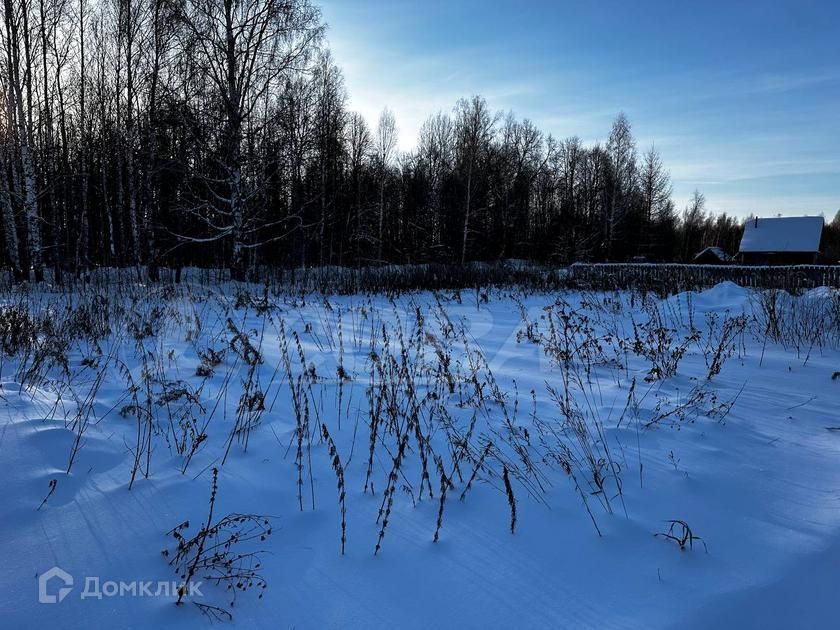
[2,281,840,629]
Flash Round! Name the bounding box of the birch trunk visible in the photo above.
[461,161,472,264]
[20,143,42,281]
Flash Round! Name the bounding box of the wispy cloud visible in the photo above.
[320,0,840,218]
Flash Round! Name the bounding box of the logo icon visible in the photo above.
[39,566,74,604]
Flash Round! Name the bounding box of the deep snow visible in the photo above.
[2,282,839,629]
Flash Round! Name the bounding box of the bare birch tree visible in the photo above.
[176,0,322,279]
[454,95,495,264]
[374,107,396,262]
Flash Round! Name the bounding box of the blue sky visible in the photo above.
[319,0,840,219]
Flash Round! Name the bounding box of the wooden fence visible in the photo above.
[569,263,840,293]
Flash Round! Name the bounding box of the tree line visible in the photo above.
[0,0,791,283]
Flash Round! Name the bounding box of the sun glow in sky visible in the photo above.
[320,0,840,219]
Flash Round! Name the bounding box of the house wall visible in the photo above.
[738,252,820,266]
[694,252,731,265]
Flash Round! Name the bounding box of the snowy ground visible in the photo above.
[2,281,839,629]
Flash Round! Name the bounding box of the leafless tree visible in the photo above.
[374,107,396,262]
[454,95,495,264]
[418,110,453,249]
[3,0,44,280]
[606,112,636,259]
[175,0,322,279]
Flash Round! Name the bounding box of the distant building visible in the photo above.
[737,216,824,265]
[693,246,733,265]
